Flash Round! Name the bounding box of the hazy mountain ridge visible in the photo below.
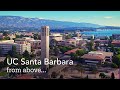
[0,16,102,29]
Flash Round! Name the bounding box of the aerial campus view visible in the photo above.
[0,11,120,79]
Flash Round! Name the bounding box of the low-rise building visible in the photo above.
[112,40,120,47]
[81,51,113,65]
[82,35,94,40]
[50,33,63,41]
[0,40,31,55]
[29,40,41,49]
[15,38,28,44]
[81,53,105,65]
[15,37,41,50]
[64,36,83,46]
[65,39,77,46]
[8,34,16,40]
[94,40,109,46]
[112,34,120,40]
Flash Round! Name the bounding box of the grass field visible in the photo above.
[0,72,8,76]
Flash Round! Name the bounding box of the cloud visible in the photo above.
[38,18,44,19]
[104,16,112,19]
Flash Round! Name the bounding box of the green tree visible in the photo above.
[75,63,85,77]
[117,51,120,54]
[15,35,20,38]
[33,34,39,40]
[111,63,118,68]
[0,62,5,70]
[95,42,100,50]
[86,40,94,51]
[111,72,115,79]
[4,55,11,67]
[91,67,98,78]
[109,36,113,42]
[3,36,10,40]
[60,47,67,54]
[116,48,120,54]
[54,46,60,56]
[65,34,72,39]
[8,45,18,57]
[0,47,2,56]
[59,46,73,54]
[22,50,31,60]
[70,53,78,61]
[84,75,89,79]
[99,72,106,79]
[59,75,64,79]
[76,49,86,56]
[30,53,36,58]
[111,44,115,54]
[112,54,120,67]
[3,31,8,36]
[0,55,11,70]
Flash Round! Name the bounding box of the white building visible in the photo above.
[0,40,31,55]
[64,37,83,46]
[50,33,63,41]
[15,37,41,50]
[22,37,41,49]
[82,35,94,40]
[8,34,16,40]
[29,40,41,49]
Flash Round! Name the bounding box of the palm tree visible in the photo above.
[92,67,98,78]
[75,64,85,78]
[99,72,106,79]
[79,67,85,77]
[0,47,2,56]
[86,41,94,51]
[54,46,60,56]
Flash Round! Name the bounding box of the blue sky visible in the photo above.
[0,11,120,26]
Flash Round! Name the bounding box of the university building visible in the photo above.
[81,51,113,65]
[0,40,31,55]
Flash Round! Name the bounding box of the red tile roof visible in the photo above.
[64,48,81,55]
[112,40,120,44]
[81,54,105,61]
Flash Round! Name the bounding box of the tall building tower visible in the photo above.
[41,26,49,70]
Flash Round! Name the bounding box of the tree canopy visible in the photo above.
[22,50,31,60]
[8,45,19,57]
[76,49,86,56]
[112,54,120,67]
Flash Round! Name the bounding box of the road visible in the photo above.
[60,68,120,79]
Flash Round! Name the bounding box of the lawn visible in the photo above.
[0,72,8,76]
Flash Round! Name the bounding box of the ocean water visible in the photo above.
[81,29,120,36]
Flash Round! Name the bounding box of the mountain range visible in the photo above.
[0,16,102,30]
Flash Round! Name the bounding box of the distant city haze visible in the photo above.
[0,11,120,26]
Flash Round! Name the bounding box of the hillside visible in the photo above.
[0,16,102,30]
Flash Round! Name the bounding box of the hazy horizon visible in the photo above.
[0,11,120,26]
